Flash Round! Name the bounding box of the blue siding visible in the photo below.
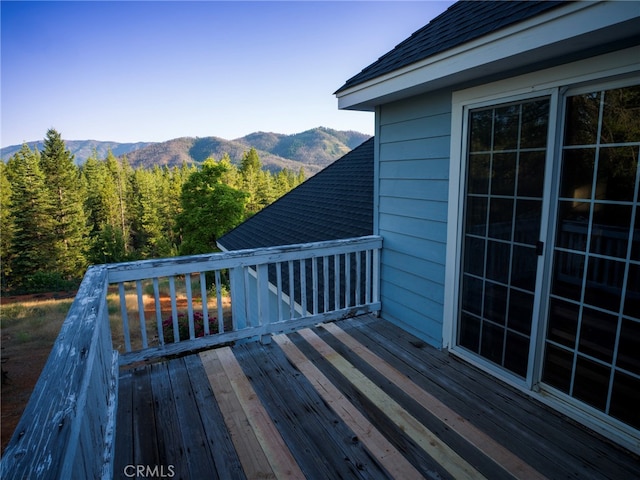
[377,90,452,348]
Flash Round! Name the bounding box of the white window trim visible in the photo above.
[444,49,640,453]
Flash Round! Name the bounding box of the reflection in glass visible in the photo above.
[564,92,601,146]
[551,251,585,301]
[486,240,510,284]
[559,149,595,199]
[468,154,490,194]
[488,198,513,240]
[507,289,533,335]
[546,298,579,347]
[517,151,545,198]
[465,196,487,235]
[542,344,573,393]
[555,200,590,251]
[459,312,481,352]
[610,371,640,429]
[469,109,493,152]
[484,281,507,324]
[601,85,640,144]
[461,275,483,316]
[590,204,632,258]
[481,322,505,364]
[584,257,624,313]
[514,200,542,246]
[520,100,550,148]
[491,153,517,196]
[617,319,640,375]
[624,264,639,318]
[493,105,520,151]
[573,356,611,411]
[578,308,618,363]
[463,236,485,277]
[504,331,529,377]
[510,245,537,292]
[596,147,638,202]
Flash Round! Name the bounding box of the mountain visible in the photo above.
[1,128,371,175]
[0,140,154,165]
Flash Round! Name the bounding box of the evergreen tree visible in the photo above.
[5,144,57,288]
[176,159,247,255]
[39,128,88,278]
[0,163,14,289]
[83,152,127,263]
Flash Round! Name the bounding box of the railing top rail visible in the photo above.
[106,235,382,283]
[0,265,113,479]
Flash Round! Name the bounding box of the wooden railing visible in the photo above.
[108,235,382,365]
[0,265,118,480]
[0,236,381,479]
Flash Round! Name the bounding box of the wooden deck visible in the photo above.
[114,315,639,479]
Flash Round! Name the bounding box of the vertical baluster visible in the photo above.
[200,272,209,336]
[185,274,195,340]
[365,249,372,305]
[276,262,283,322]
[300,259,307,315]
[312,257,319,315]
[356,251,362,306]
[154,278,164,346]
[244,266,252,326]
[257,264,269,326]
[346,253,352,307]
[169,276,179,342]
[136,280,148,349]
[119,282,131,352]
[288,261,295,319]
[373,247,380,305]
[323,256,329,313]
[215,270,224,333]
[334,255,340,310]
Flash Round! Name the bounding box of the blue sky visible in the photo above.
[1,1,453,147]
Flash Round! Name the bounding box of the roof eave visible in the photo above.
[336,1,639,111]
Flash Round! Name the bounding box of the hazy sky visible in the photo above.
[1,1,453,147]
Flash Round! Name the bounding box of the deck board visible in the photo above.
[113,315,640,480]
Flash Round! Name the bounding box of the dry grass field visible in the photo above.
[1,280,232,455]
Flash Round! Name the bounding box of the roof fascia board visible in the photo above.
[337,1,637,111]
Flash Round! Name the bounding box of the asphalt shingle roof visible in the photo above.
[336,0,565,94]
[217,137,374,251]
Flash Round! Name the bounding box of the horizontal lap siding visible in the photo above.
[377,91,452,348]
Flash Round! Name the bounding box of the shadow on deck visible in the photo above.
[114,315,639,480]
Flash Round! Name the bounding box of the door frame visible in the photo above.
[443,50,640,452]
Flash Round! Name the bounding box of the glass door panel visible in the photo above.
[542,85,640,429]
[459,98,550,378]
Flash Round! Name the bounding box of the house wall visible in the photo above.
[377,90,452,347]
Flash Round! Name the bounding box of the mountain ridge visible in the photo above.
[1,127,371,175]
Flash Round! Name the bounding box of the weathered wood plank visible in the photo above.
[200,349,275,479]
[321,322,546,480]
[108,236,383,283]
[182,355,246,479]
[235,341,392,479]
[272,333,426,480]
[113,369,134,475]
[132,367,160,467]
[297,328,484,480]
[147,362,188,476]
[166,358,219,478]
[215,347,305,479]
[0,266,117,480]
[344,316,640,480]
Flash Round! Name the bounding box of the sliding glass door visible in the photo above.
[457,82,639,431]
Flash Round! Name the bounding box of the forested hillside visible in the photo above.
[1,129,306,294]
[1,127,370,176]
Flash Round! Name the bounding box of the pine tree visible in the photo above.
[39,128,88,278]
[5,144,57,288]
[0,162,14,289]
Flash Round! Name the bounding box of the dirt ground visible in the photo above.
[1,291,76,454]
